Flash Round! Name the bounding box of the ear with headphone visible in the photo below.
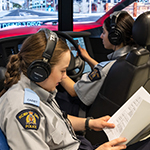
[108,11,127,45]
[27,28,59,82]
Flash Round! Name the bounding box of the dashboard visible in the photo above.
[0,31,93,73]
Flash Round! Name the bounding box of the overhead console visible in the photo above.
[0,31,93,69]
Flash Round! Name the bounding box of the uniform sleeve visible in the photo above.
[74,60,116,106]
[4,108,50,150]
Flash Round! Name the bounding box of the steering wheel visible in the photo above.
[55,31,85,81]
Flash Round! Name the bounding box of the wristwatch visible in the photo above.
[85,117,93,130]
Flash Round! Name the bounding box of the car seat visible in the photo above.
[0,68,9,149]
[85,11,150,145]
[0,128,9,150]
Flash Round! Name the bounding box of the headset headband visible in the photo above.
[38,28,59,61]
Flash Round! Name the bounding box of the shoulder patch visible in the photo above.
[16,109,40,130]
[24,88,40,107]
[97,61,111,67]
[88,68,101,81]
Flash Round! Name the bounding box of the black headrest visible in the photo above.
[126,47,150,66]
[132,11,150,46]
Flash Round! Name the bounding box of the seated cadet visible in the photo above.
[60,10,137,109]
[0,28,127,150]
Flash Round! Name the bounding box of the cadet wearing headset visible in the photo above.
[0,28,127,150]
[61,11,137,107]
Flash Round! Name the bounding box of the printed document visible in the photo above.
[103,86,150,145]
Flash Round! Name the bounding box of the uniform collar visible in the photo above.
[107,45,133,60]
[19,74,57,102]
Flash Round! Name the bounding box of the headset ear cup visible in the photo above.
[108,28,123,45]
[27,60,51,82]
[27,29,57,82]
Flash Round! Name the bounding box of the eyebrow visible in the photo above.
[62,65,68,69]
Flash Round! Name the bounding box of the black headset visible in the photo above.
[108,11,127,45]
[27,28,58,82]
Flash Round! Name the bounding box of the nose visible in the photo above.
[62,72,67,79]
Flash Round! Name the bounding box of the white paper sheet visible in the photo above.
[103,86,150,145]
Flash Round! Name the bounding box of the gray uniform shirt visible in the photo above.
[0,74,80,150]
[74,45,133,106]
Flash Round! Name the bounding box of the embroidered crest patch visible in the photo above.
[16,109,40,130]
[88,68,101,81]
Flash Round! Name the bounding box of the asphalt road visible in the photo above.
[1,9,104,23]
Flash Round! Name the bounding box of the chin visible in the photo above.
[51,87,56,92]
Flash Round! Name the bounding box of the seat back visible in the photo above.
[85,11,150,145]
[100,47,150,107]
[0,129,9,150]
[0,69,9,149]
